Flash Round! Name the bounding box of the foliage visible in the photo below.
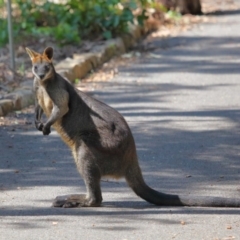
[0,0,4,8]
[0,0,152,46]
[0,19,8,45]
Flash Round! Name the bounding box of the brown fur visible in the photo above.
[26,47,240,208]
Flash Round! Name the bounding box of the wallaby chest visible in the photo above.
[36,84,53,117]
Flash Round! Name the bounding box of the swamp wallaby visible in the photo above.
[26,47,240,208]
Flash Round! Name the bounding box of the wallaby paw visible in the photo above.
[42,125,51,135]
[35,121,44,131]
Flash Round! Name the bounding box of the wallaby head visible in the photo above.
[26,47,54,82]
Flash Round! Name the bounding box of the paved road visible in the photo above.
[1,8,240,240]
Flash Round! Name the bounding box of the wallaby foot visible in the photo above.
[52,194,102,208]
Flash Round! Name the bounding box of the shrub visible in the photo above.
[0,0,151,46]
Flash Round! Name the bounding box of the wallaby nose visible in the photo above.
[39,74,45,79]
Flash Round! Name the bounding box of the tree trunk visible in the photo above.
[174,0,202,15]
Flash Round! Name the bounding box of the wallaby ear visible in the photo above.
[26,47,39,60]
[43,47,53,60]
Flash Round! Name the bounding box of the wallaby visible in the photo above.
[26,47,240,208]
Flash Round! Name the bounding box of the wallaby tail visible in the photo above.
[125,163,240,207]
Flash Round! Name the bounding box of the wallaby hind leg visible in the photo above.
[53,153,103,208]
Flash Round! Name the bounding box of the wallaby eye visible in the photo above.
[34,66,38,71]
[44,65,50,71]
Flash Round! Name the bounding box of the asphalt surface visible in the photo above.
[1,8,240,240]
